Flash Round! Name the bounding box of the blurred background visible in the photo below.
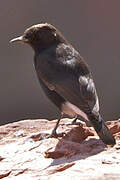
[0,0,120,125]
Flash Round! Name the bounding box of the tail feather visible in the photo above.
[88,115,116,145]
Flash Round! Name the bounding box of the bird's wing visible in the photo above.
[51,44,99,116]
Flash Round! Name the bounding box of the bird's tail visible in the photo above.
[88,114,116,145]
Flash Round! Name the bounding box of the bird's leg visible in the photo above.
[59,115,85,126]
[72,116,78,124]
[50,112,64,138]
[59,116,84,126]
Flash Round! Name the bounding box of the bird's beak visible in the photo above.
[10,36,25,43]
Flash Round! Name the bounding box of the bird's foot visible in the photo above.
[46,130,65,139]
[50,130,65,138]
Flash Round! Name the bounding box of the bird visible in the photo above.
[10,23,116,145]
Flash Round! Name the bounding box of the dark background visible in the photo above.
[1,0,120,125]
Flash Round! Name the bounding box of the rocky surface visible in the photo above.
[0,118,120,179]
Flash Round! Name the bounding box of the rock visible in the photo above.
[0,118,120,179]
[0,171,11,179]
[106,120,120,140]
[63,125,94,143]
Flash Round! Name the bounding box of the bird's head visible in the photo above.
[10,23,66,51]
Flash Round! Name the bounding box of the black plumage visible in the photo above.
[10,23,116,145]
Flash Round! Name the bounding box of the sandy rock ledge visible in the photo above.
[0,118,120,179]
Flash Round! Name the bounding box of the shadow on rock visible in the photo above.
[44,125,106,167]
